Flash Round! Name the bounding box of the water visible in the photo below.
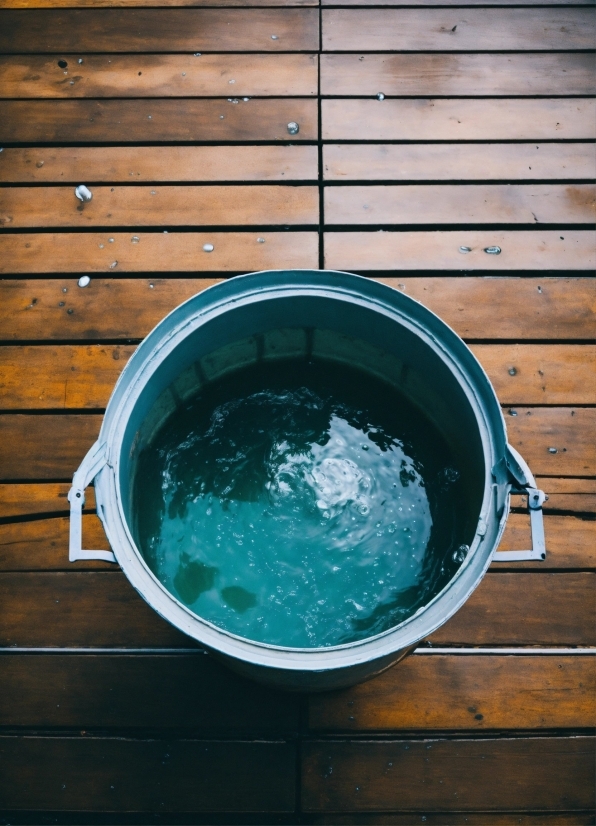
[133,357,471,648]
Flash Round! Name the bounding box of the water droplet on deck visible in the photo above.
[257,237,265,243]
[508,367,517,376]
[271,34,278,39]
[78,58,83,64]
[36,161,44,168]
[548,447,558,454]
[484,245,501,255]
[203,243,214,252]
[109,261,118,269]
[74,185,92,202]
[376,92,385,100]
[459,245,471,253]
[131,236,140,243]
[78,275,91,288]
[287,121,299,135]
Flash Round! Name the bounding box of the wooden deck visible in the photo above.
[0,0,595,821]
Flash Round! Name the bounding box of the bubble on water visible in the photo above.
[452,544,469,564]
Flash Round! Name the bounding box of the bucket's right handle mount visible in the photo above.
[68,440,117,564]
[492,445,547,563]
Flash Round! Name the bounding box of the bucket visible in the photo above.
[69,270,545,690]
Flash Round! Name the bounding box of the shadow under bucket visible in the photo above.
[69,270,545,691]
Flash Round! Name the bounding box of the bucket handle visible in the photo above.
[67,440,117,564]
[492,445,546,563]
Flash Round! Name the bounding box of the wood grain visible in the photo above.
[0,736,296,812]
[0,482,93,518]
[308,654,596,731]
[325,231,595,271]
[311,815,596,826]
[0,185,319,228]
[1,278,593,341]
[0,53,318,98]
[0,8,319,52]
[1,344,593,410]
[2,512,594,572]
[302,737,595,812]
[0,145,319,184]
[0,231,319,273]
[323,144,596,183]
[0,98,318,142]
[322,99,596,141]
[321,53,595,97]
[0,571,593,646]
[322,9,595,51]
[0,653,299,732]
[324,185,596,226]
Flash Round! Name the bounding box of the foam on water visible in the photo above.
[133,358,470,648]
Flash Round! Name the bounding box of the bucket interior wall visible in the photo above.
[120,295,486,575]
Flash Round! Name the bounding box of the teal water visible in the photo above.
[133,357,471,648]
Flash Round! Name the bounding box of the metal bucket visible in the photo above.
[69,270,545,691]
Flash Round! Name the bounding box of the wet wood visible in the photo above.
[0,53,318,99]
[322,0,595,5]
[323,144,596,183]
[308,655,596,731]
[0,407,593,479]
[0,571,593,647]
[0,653,299,732]
[0,8,319,52]
[2,512,593,572]
[0,98,318,142]
[325,231,595,271]
[322,9,595,51]
[0,482,94,518]
[0,736,296,812]
[321,53,595,97]
[1,278,593,342]
[0,145,318,184]
[325,185,596,227]
[0,231,319,273]
[302,737,595,812]
[1,344,593,410]
[0,185,319,229]
[323,99,596,141]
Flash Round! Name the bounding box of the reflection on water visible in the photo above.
[133,357,471,648]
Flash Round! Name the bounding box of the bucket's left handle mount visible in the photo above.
[68,440,117,564]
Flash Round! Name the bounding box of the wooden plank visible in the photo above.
[312,815,596,826]
[0,145,318,184]
[0,736,295,812]
[494,514,596,569]
[308,655,596,731]
[322,9,595,51]
[432,573,596,646]
[321,53,595,97]
[323,144,596,183]
[1,344,594,410]
[0,344,136,410]
[0,9,319,52]
[507,407,596,477]
[0,53,318,99]
[302,737,595,812]
[325,231,595,271]
[1,0,317,5]
[0,571,593,646]
[0,231,319,273]
[2,512,593,572]
[2,479,592,521]
[0,98,318,142]
[0,185,319,229]
[0,653,299,732]
[325,185,596,226]
[322,99,596,141]
[469,345,596,406]
[0,482,93,518]
[0,408,593,480]
[322,0,595,5]
[0,278,593,342]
